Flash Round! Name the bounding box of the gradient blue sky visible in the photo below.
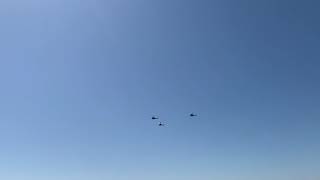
[0,0,319,179]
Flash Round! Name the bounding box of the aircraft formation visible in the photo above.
[152,113,197,127]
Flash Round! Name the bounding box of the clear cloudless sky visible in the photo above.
[0,0,319,179]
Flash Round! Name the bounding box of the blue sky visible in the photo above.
[0,0,319,179]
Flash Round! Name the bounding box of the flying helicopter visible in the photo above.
[158,122,165,126]
[152,116,159,120]
[190,113,197,117]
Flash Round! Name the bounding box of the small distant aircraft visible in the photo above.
[152,116,159,120]
[158,122,165,126]
[190,113,197,117]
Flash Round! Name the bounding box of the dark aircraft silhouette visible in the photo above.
[152,116,159,120]
[158,122,165,126]
[190,113,197,117]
